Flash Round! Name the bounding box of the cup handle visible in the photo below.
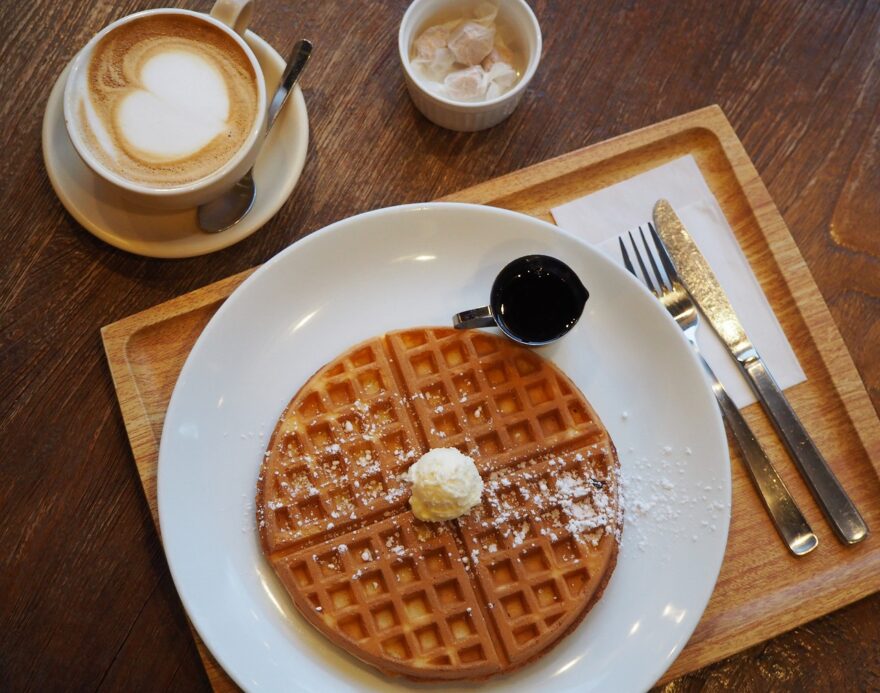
[453,306,496,329]
[210,0,253,36]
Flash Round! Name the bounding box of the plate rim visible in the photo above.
[158,201,730,691]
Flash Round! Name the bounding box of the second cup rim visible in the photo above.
[62,7,268,198]
[398,0,543,111]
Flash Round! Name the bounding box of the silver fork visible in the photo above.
[620,224,818,556]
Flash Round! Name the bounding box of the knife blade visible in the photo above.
[653,199,868,545]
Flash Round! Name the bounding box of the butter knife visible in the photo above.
[653,199,868,544]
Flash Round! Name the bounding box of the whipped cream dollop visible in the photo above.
[405,448,483,521]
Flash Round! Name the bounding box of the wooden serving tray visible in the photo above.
[102,106,880,691]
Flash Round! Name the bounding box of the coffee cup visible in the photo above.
[63,0,267,211]
[453,255,589,346]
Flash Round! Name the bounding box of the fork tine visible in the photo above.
[639,225,668,293]
[649,222,680,285]
[618,236,635,277]
[628,231,656,293]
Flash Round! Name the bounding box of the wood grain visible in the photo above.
[100,107,880,691]
[1,0,878,691]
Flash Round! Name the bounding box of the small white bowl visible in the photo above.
[399,0,542,132]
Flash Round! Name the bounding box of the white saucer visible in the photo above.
[41,32,309,259]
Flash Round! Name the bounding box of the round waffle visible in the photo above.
[257,327,621,680]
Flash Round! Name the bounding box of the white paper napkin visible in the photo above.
[550,155,805,409]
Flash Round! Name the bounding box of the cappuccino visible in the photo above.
[72,14,259,188]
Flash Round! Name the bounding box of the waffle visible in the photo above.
[257,327,621,680]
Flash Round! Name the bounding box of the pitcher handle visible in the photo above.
[453,306,495,329]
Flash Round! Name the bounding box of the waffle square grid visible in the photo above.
[258,327,620,680]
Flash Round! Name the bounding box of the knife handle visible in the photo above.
[742,356,868,544]
[697,352,817,555]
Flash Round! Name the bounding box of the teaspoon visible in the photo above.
[198,38,312,233]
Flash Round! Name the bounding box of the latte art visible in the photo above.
[75,14,259,188]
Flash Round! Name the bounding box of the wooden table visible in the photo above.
[1,1,877,690]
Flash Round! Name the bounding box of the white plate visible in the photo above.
[159,203,730,692]
[41,31,308,259]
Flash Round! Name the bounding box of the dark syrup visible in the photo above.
[492,258,588,344]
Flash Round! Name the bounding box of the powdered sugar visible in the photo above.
[618,444,729,558]
[258,347,634,574]
[460,448,622,567]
